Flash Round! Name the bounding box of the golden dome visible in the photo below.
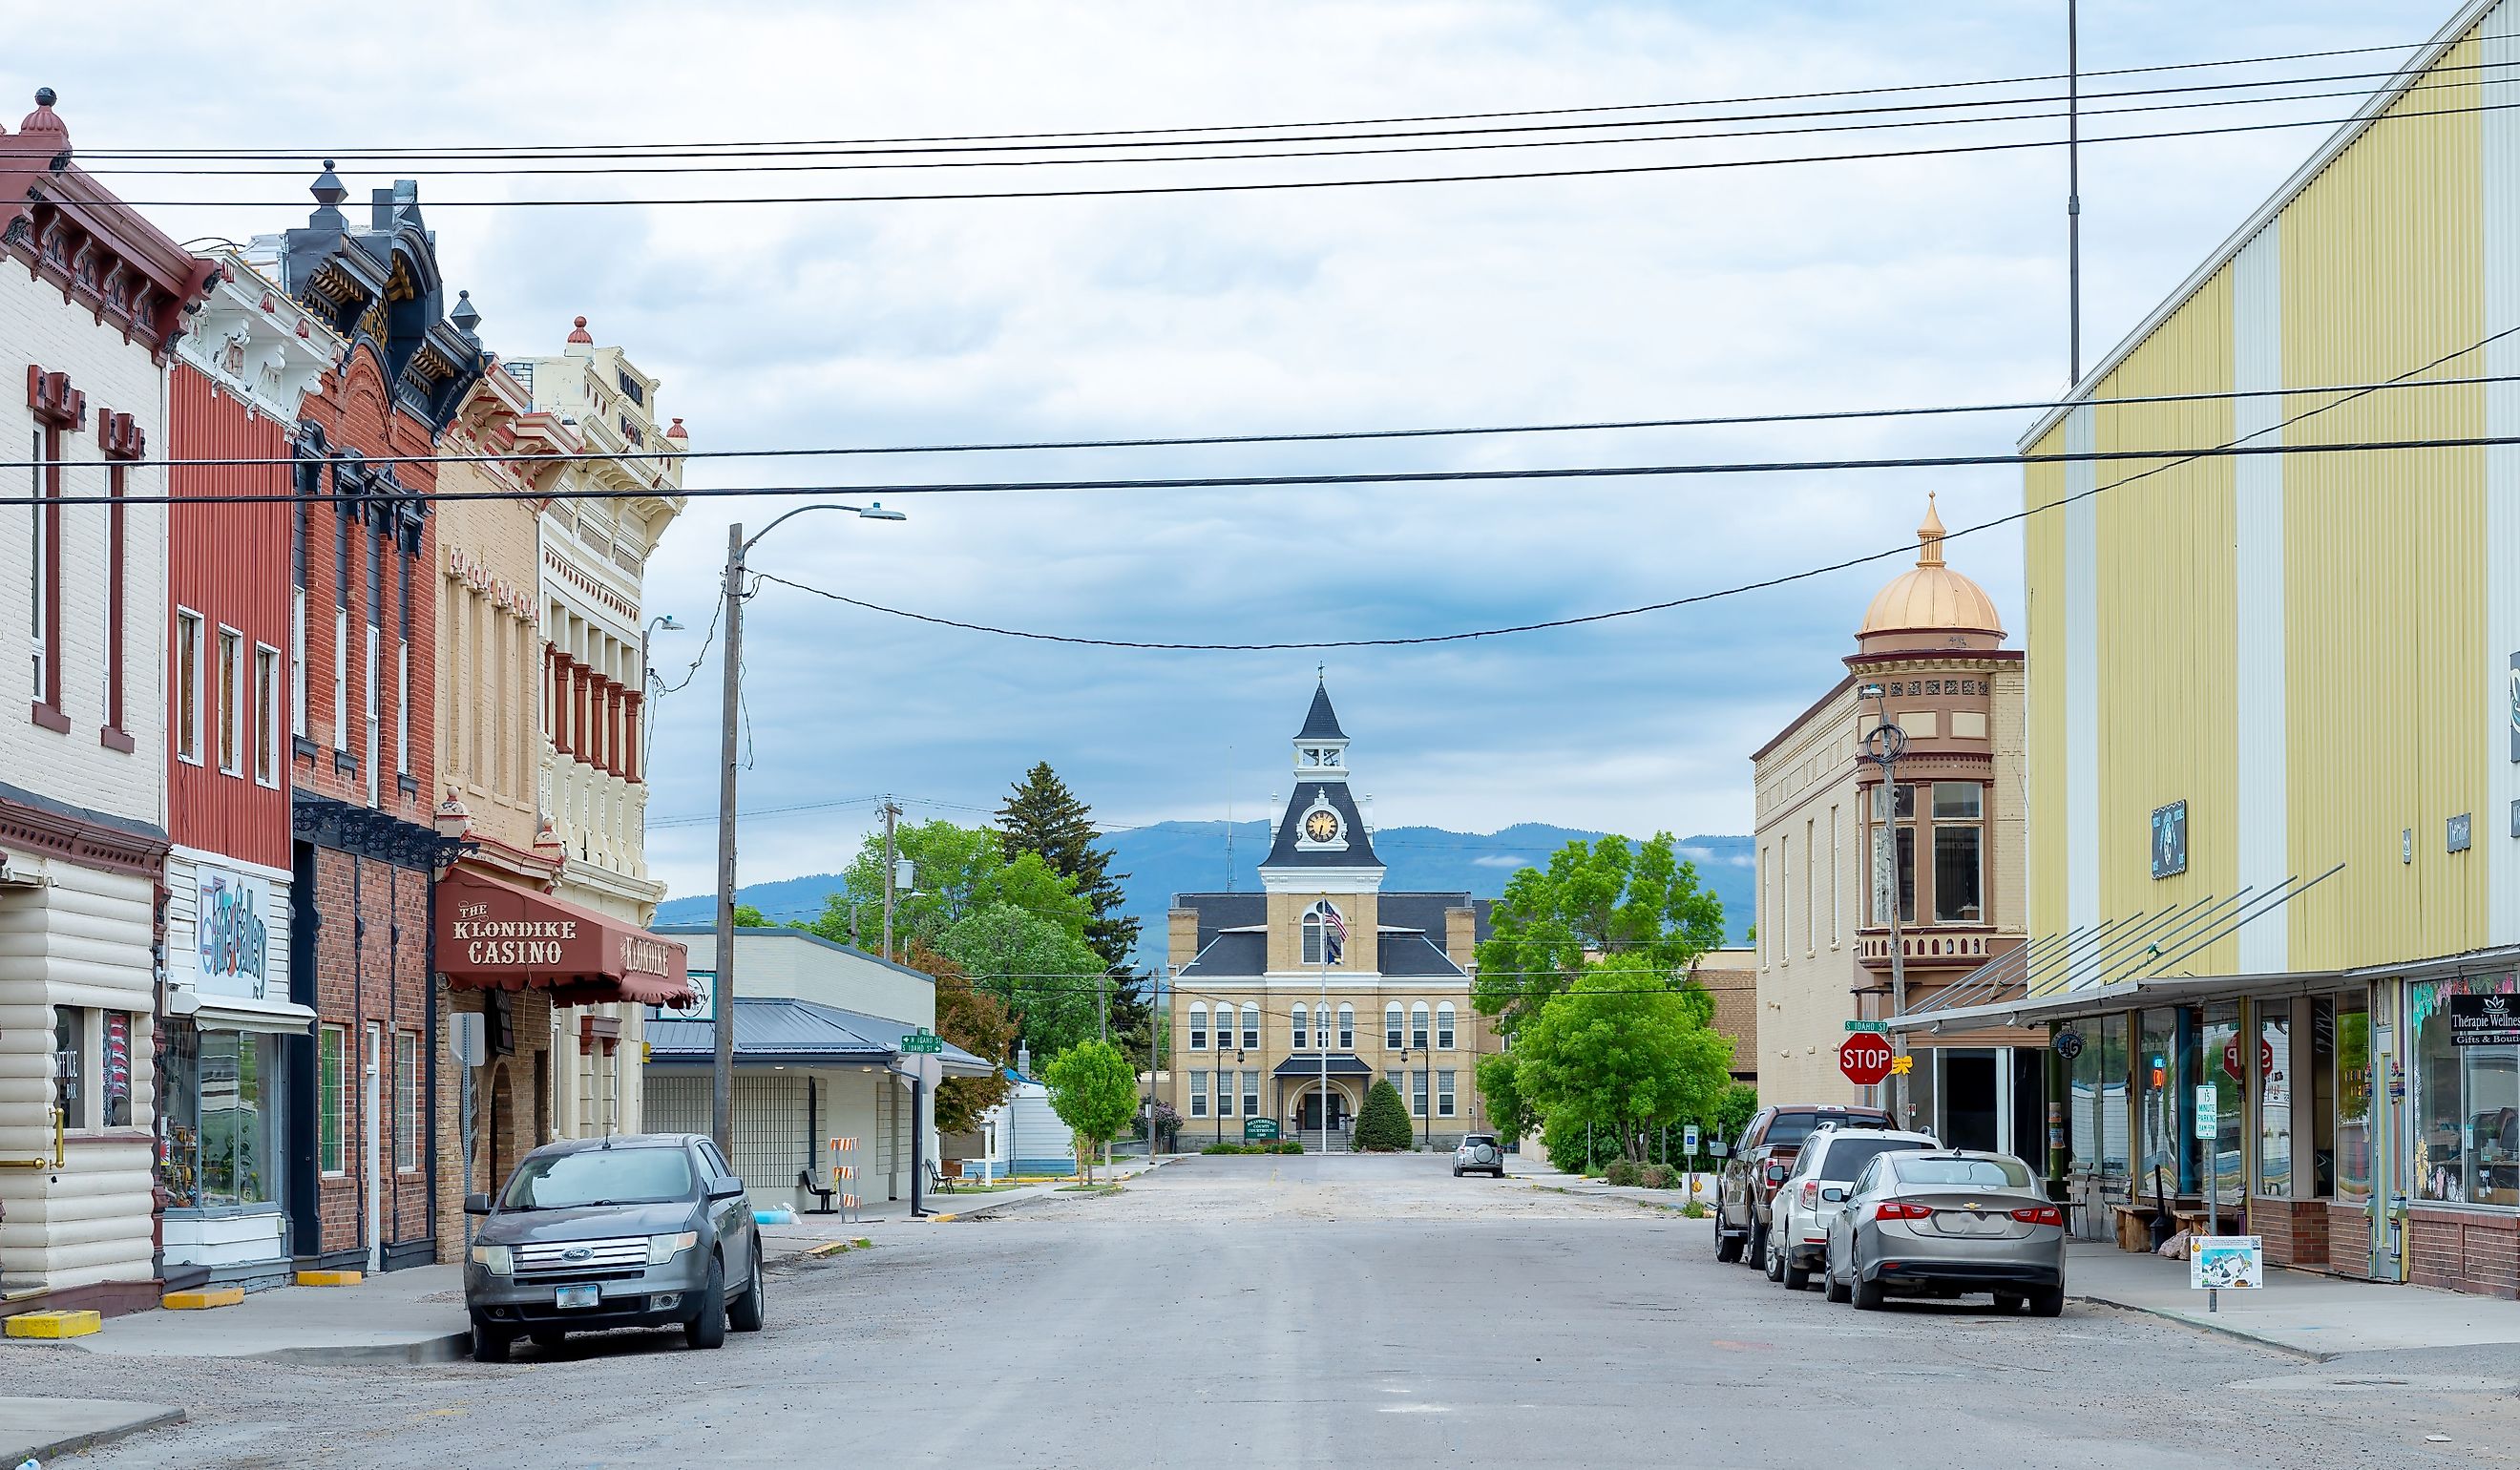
[1857,494,2004,646]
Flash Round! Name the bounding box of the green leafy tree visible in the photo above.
[812,820,1090,957]
[1044,1039,1139,1184]
[910,941,1014,1135]
[939,904,1106,1060]
[998,764,1152,1067]
[1475,1052,1532,1144]
[1473,833,1728,1032]
[1353,1080,1415,1152]
[731,903,769,927]
[1511,956,1736,1168]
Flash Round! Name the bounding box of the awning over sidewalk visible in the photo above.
[645,997,991,1075]
[436,868,692,1007]
[1885,968,2347,1035]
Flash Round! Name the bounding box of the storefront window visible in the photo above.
[200,1033,272,1206]
[1864,784,1919,927]
[2136,1008,2181,1200]
[2068,1013,2131,1204]
[2411,976,2520,1207]
[2258,1008,2292,1199]
[2332,998,2371,1202]
[162,1019,203,1208]
[2200,1004,2243,1210]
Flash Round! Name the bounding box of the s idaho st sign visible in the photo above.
[1839,1033,1895,1087]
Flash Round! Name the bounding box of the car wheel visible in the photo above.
[728,1249,766,1334]
[1823,1245,1852,1304]
[1451,1166,1462,1177]
[529,1328,567,1349]
[1783,1255,1811,1292]
[1992,1292,2025,1313]
[1714,1222,1743,1264]
[684,1253,728,1350]
[470,1319,512,1364]
[1851,1265,1886,1312]
[1747,1221,1770,1272]
[2026,1286,2066,1318]
[1763,1234,1786,1283]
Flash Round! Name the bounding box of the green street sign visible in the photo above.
[1846,1020,1889,1034]
[1244,1118,1281,1142]
[902,1030,943,1054]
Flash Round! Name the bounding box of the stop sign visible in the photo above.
[1839,1034,1895,1086]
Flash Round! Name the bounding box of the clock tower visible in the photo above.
[1258,679,1384,970]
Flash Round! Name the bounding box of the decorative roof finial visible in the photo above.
[21,88,67,149]
[310,158,346,206]
[663,416,687,440]
[450,288,480,338]
[1917,492,1947,569]
[567,314,594,345]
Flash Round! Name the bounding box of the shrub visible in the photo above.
[1638,1164,1678,1189]
[1353,1081,1415,1151]
[1201,1142,1249,1155]
[1273,1140,1305,1154]
[1680,1202,1708,1219]
[1602,1159,1644,1187]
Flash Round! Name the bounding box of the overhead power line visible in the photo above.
[94,94,2520,209]
[76,36,2438,158]
[20,368,2518,473]
[737,326,2520,652]
[77,63,2515,178]
[27,427,2520,509]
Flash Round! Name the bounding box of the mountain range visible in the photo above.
[656,822,1754,959]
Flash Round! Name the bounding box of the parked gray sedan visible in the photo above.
[1820,1149,2066,1316]
[464,1133,765,1362]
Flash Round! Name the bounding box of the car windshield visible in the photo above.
[500,1145,696,1209]
[1461,1136,1495,1147]
[1815,1138,1932,1181]
[1891,1155,2034,1189]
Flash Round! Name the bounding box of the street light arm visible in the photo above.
[741,499,904,556]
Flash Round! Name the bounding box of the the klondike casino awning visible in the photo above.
[437,868,693,1007]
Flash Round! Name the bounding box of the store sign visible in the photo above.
[2151,801,2189,879]
[655,969,715,1023]
[2447,993,2520,1047]
[197,867,271,1000]
[2053,1029,2086,1060]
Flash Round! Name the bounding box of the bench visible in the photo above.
[795,1168,838,1215]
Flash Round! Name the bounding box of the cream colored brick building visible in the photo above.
[1165,682,1498,1149]
[1752,498,2040,1150]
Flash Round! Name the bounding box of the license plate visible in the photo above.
[554,1284,600,1310]
[1937,1211,2006,1235]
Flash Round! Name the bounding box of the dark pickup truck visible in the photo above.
[1712,1103,1895,1268]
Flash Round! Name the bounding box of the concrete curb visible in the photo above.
[2069,1294,2332,1363]
[248,1332,471,1366]
[3,1403,186,1464]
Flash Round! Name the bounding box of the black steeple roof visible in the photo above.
[1297,680,1347,741]
[1262,781,1381,869]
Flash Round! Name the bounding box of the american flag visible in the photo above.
[1322,904,1348,964]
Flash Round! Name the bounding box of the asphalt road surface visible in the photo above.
[9,1153,2520,1467]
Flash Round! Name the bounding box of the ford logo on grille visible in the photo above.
[562,1247,593,1262]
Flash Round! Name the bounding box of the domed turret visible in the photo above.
[1857,494,2005,652]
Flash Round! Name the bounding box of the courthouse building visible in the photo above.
[1165,682,1498,1148]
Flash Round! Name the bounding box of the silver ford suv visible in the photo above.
[463,1133,764,1362]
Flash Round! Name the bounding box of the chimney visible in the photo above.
[1444,907,1477,972]
[1167,907,1200,972]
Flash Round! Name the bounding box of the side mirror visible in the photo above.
[706,1176,747,1202]
[464,1192,494,1215]
[1821,1186,1847,1203]
[1710,1142,1732,1160]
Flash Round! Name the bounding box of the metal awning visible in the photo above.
[1272,1055,1375,1078]
[1886,968,2347,1035]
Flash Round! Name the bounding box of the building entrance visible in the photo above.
[1297,1091,1347,1135]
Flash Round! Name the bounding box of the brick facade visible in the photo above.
[2406,1208,2520,1300]
[302,843,437,1268]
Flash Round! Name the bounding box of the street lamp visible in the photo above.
[710,502,907,1156]
[639,615,682,773]
[1857,682,1912,1128]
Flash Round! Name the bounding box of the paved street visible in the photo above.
[7,1156,2520,1467]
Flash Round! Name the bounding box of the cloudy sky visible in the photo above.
[10,0,2454,898]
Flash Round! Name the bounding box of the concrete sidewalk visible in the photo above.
[71,1264,470,1364]
[1505,1157,1714,1213]
[0,1396,185,1465]
[2067,1241,2520,1358]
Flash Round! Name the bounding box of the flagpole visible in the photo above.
[1320,904,1332,1157]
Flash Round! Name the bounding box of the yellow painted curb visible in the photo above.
[295,1270,363,1287]
[805,1241,850,1258]
[925,1212,958,1223]
[6,1309,101,1338]
[162,1287,244,1310]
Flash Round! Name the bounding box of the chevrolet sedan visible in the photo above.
[1821,1149,2066,1316]
[463,1133,765,1362]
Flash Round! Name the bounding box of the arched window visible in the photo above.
[1337,1003,1355,1051]
[1384,1002,1404,1049]
[1188,1003,1208,1052]
[1241,1002,1259,1052]
[1292,1002,1309,1050]
[1301,900,1345,966]
[1411,1001,1430,1051]
[1437,1002,1457,1051]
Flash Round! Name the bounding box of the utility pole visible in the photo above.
[709,526,745,1158]
[1860,683,1913,1128]
[2068,0,2083,384]
[880,795,901,962]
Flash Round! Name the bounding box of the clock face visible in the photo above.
[1304,809,1340,843]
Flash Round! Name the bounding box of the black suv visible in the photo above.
[1712,1103,1895,1268]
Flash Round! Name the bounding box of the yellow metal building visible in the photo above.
[1902,0,2520,1298]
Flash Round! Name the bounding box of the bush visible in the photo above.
[1201,1142,1248,1155]
[1273,1140,1305,1154]
[1602,1159,1643,1187]
[1354,1081,1415,1151]
[1638,1164,1678,1189]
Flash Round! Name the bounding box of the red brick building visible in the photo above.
[249,167,484,1273]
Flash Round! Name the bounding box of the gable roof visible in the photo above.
[1262,781,1382,869]
[645,995,987,1073]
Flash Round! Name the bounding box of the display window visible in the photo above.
[2411,976,2520,1208]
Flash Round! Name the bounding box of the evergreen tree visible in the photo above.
[1354,1080,1416,1152]
[999,763,1151,1064]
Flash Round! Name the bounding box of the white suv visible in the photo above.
[1762,1124,1938,1291]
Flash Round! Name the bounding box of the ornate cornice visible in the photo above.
[0,782,168,879]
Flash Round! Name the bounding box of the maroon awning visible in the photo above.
[437,869,692,1007]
